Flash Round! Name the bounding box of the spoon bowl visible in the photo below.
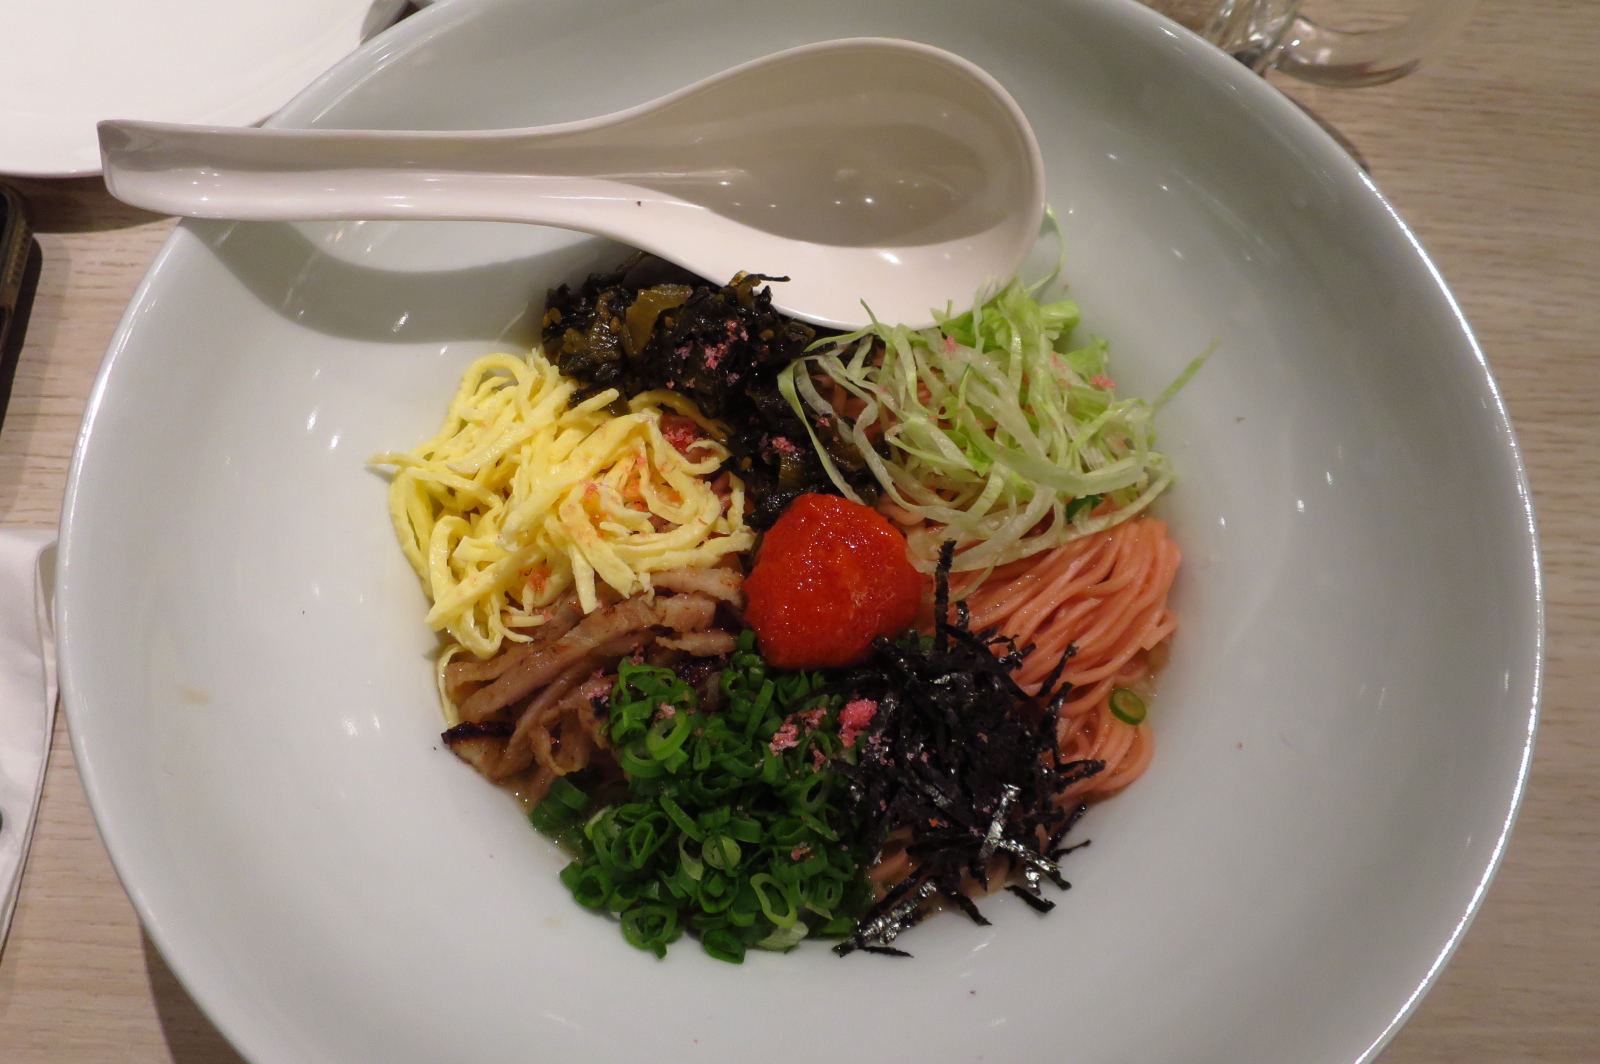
[98,37,1045,329]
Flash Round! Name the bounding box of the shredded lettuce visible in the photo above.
[780,280,1208,574]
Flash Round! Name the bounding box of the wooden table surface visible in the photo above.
[0,1,1595,1060]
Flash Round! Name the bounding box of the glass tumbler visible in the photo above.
[1141,0,1478,87]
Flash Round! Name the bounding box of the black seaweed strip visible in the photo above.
[933,541,954,652]
[942,885,992,926]
[1007,885,1057,913]
[831,546,1103,958]
[1036,642,1077,705]
[1059,760,1107,787]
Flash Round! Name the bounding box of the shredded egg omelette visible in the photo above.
[371,350,752,660]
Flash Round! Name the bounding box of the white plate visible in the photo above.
[0,0,406,177]
[58,1,1541,1063]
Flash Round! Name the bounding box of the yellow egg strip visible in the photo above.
[372,349,752,659]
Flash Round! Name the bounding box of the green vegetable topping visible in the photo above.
[781,278,1210,576]
[1109,688,1148,726]
[1064,493,1103,522]
[533,631,872,962]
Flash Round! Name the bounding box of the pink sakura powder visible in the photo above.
[769,721,800,754]
[838,698,879,748]
[700,342,730,369]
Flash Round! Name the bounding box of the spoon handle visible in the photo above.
[98,120,614,223]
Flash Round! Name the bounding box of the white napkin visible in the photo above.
[0,530,57,953]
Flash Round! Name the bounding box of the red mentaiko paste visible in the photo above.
[743,493,921,668]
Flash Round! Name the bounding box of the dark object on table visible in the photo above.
[0,183,43,431]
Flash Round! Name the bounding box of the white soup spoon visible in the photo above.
[97,38,1045,330]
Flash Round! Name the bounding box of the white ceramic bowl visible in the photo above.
[59,2,1540,1063]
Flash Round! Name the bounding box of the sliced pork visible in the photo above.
[443,593,584,706]
[650,566,745,609]
[495,659,594,780]
[441,720,514,778]
[657,630,739,656]
[452,590,722,723]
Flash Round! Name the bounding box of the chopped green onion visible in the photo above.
[754,922,809,951]
[659,795,703,841]
[1065,494,1102,522]
[559,861,611,909]
[620,905,680,958]
[1109,688,1148,726]
[700,928,747,963]
[542,641,872,961]
[724,817,762,843]
[547,776,589,811]
[527,800,571,835]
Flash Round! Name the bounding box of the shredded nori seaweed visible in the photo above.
[541,253,876,527]
[825,542,1102,957]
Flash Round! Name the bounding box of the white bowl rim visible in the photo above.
[56,1,1543,1062]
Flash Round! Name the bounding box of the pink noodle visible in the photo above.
[966,518,1181,800]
